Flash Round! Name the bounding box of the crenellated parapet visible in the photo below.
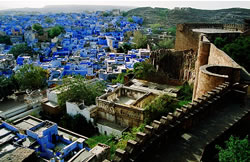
[106,82,236,162]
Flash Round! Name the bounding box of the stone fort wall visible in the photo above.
[175,23,244,51]
[104,82,248,162]
[192,34,242,100]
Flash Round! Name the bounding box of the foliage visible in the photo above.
[177,82,193,101]
[125,7,250,27]
[221,36,250,72]
[216,136,250,162]
[8,43,34,59]
[133,31,148,49]
[57,75,105,108]
[123,31,133,42]
[0,76,18,100]
[112,73,126,84]
[59,114,98,137]
[86,123,145,159]
[48,26,65,38]
[45,17,54,24]
[32,23,44,35]
[167,26,176,36]
[127,17,134,23]
[214,37,228,49]
[103,12,112,17]
[133,61,156,80]
[144,94,178,124]
[14,64,48,90]
[158,39,174,49]
[0,35,11,45]
[117,43,133,53]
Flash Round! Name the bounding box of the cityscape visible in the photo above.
[0,1,249,162]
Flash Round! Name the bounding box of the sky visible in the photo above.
[0,0,250,10]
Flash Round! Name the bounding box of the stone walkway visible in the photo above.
[146,99,250,162]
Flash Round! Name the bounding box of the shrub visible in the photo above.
[216,136,250,162]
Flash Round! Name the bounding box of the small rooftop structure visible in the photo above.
[95,86,157,133]
[0,115,110,161]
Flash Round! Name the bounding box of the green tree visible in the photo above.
[0,35,12,45]
[222,36,250,72]
[32,23,44,35]
[123,31,133,42]
[167,26,176,36]
[59,114,97,137]
[57,76,105,108]
[144,94,178,124]
[158,39,174,49]
[133,61,156,80]
[8,43,34,58]
[216,136,250,162]
[214,37,228,49]
[0,76,18,100]
[127,17,134,23]
[45,17,54,24]
[133,31,148,49]
[14,64,48,90]
[48,26,65,38]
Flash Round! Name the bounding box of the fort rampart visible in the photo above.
[104,81,248,162]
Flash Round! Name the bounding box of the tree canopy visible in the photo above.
[127,17,134,23]
[0,76,18,100]
[14,64,48,90]
[59,114,97,137]
[8,43,34,59]
[133,61,156,80]
[57,76,105,108]
[158,39,174,49]
[48,26,65,38]
[216,136,250,162]
[214,36,250,72]
[0,35,12,45]
[133,31,148,49]
[45,17,54,24]
[32,23,44,35]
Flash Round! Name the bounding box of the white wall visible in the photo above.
[47,90,58,103]
[66,101,92,122]
[96,123,122,137]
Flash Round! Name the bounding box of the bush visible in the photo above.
[59,114,98,137]
[0,76,18,100]
[8,43,34,59]
[57,75,105,108]
[144,94,178,124]
[14,64,48,90]
[216,136,250,162]
[177,82,193,101]
[214,36,250,72]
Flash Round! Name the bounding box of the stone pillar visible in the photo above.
[193,35,211,100]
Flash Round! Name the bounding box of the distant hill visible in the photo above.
[125,7,250,27]
[0,5,135,13]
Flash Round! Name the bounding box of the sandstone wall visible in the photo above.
[175,24,201,51]
[208,43,240,68]
[150,49,196,82]
[110,82,245,162]
[96,99,144,128]
[194,65,240,100]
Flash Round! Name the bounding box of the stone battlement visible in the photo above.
[106,82,243,162]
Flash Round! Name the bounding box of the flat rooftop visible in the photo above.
[13,116,88,140]
[130,79,179,97]
[115,96,135,105]
[192,28,243,34]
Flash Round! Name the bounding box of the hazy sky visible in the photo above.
[0,0,250,10]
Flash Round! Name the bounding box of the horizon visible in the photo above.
[0,1,250,11]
